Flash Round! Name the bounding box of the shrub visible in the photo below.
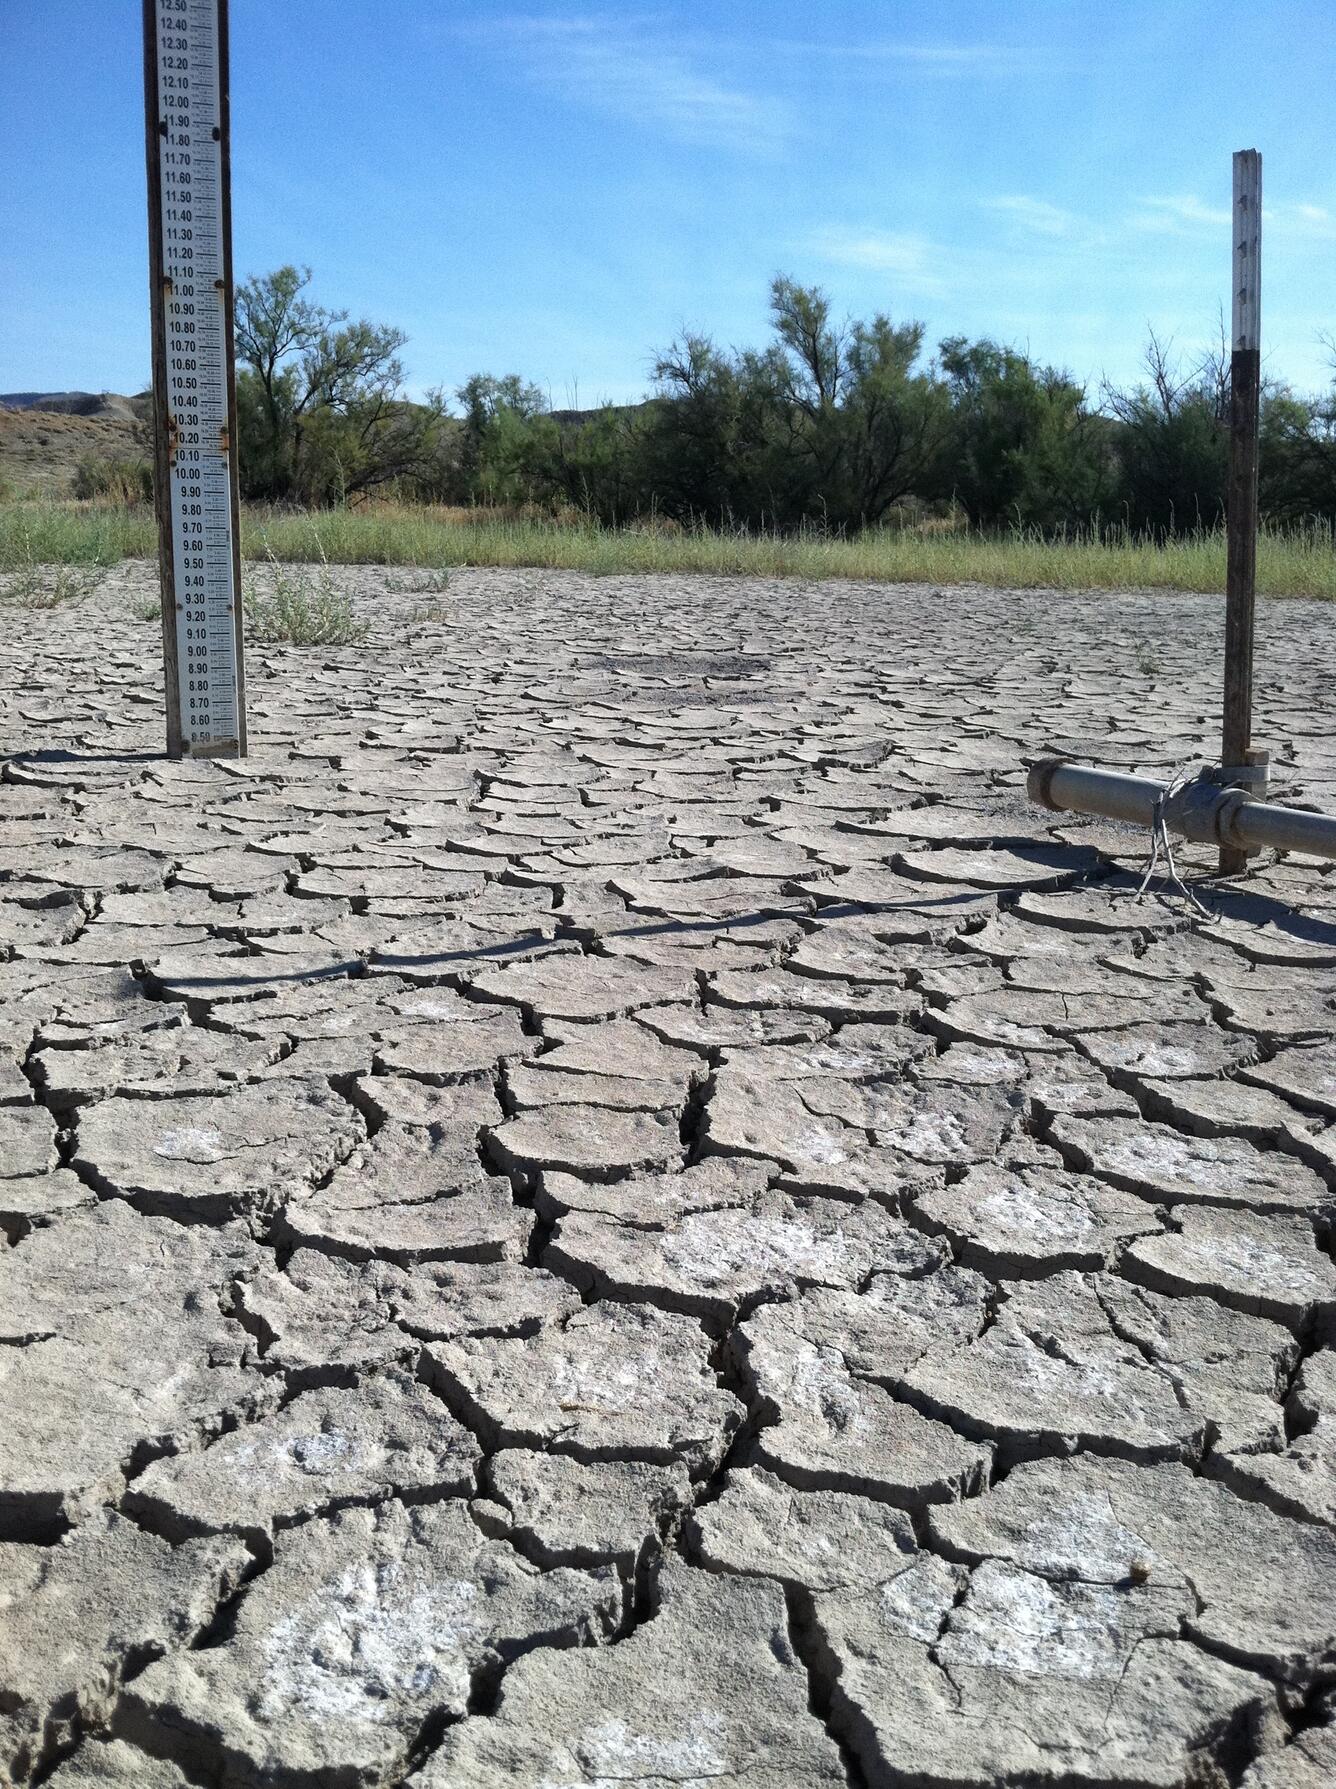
[72,456,153,504]
[2,559,103,608]
[384,565,452,595]
[244,544,368,645]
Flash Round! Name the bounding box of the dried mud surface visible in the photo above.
[2,562,1336,1788]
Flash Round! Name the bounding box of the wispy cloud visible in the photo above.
[1131,192,1336,242]
[768,38,1058,77]
[1132,195,1232,234]
[806,227,951,297]
[984,195,1082,239]
[877,43,1038,67]
[1275,201,1336,240]
[456,14,791,155]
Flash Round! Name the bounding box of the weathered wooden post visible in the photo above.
[143,0,246,758]
[1219,148,1263,874]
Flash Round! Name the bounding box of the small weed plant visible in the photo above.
[244,541,368,645]
[384,564,454,596]
[0,522,105,607]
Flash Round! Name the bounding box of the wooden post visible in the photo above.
[143,0,246,759]
[1219,148,1262,875]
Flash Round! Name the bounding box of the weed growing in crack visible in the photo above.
[245,542,368,646]
[385,565,454,597]
[391,564,455,631]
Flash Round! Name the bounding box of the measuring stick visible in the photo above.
[1220,148,1262,874]
[143,0,246,757]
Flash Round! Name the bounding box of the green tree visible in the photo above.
[839,311,953,525]
[454,374,550,504]
[938,338,1110,529]
[234,265,448,502]
[765,278,948,527]
[543,404,652,521]
[1103,330,1228,534]
[641,333,778,524]
[1259,385,1336,523]
[643,278,948,530]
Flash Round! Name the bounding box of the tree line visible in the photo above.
[233,265,1336,534]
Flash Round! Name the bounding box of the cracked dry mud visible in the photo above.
[2,562,1335,1788]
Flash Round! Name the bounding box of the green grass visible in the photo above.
[0,502,153,569]
[0,516,108,608]
[3,498,1336,598]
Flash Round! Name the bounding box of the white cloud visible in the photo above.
[1130,193,1336,244]
[1131,195,1232,234]
[769,38,1057,77]
[1272,201,1336,240]
[457,14,791,155]
[878,42,1036,67]
[985,195,1082,238]
[806,227,950,297]
[805,211,1108,308]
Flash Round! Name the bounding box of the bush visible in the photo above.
[244,545,368,645]
[73,456,153,503]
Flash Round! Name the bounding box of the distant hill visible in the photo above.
[0,389,649,500]
[549,401,649,429]
[1,390,150,423]
[0,394,150,497]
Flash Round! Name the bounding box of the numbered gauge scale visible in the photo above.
[144,0,246,756]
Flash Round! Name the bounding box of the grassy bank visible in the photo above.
[3,499,1336,597]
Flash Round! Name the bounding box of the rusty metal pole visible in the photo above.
[1219,148,1262,875]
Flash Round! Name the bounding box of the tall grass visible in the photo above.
[0,501,154,568]
[2,498,1336,597]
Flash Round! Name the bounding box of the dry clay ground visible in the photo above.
[1,562,1336,1789]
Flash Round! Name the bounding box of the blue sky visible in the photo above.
[3,0,1334,406]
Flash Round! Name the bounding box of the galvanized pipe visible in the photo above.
[1028,758,1336,862]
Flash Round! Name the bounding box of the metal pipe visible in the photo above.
[1028,758,1336,863]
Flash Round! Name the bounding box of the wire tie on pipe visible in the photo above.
[1134,763,1218,923]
